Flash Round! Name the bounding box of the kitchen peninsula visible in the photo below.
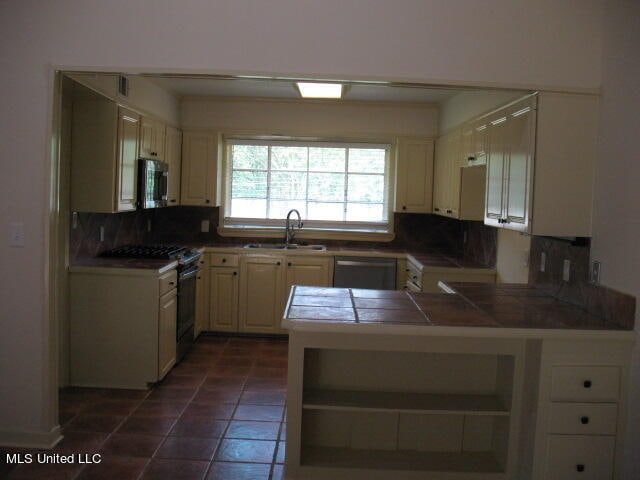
[282,284,634,480]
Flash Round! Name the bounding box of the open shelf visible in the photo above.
[303,389,509,416]
[301,446,504,474]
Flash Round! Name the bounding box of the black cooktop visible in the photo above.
[100,244,189,259]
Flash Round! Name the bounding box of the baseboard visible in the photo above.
[0,425,62,449]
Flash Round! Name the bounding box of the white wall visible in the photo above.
[0,0,614,452]
[182,97,438,138]
[590,1,640,476]
[438,90,526,133]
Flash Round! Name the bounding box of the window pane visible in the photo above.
[231,199,267,218]
[271,172,307,200]
[232,171,267,198]
[347,174,384,202]
[309,148,345,172]
[348,148,386,173]
[232,145,268,170]
[346,203,384,222]
[308,202,344,221]
[269,200,306,219]
[308,173,344,201]
[271,146,308,170]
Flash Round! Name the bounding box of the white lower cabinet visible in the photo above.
[158,289,177,379]
[69,267,178,389]
[209,266,239,332]
[205,252,331,335]
[530,340,631,480]
[239,255,286,334]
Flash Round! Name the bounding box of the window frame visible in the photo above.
[220,137,395,239]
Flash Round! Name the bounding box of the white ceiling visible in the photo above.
[145,76,465,104]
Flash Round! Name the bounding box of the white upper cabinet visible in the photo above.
[181,131,218,206]
[484,92,598,237]
[164,125,182,206]
[433,129,486,221]
[139,116,166,161]
[395,138,434,213]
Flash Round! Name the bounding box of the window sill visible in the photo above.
[217,225,395,242]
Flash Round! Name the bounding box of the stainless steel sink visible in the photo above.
[243,243,326,251]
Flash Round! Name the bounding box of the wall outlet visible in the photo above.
[590,260,601,285]
[99,226,105,242]
[201,220,210,233]
[72,212,78,230]
[147,219,152,232]
[562,259,571,282]
[540,252,546,272]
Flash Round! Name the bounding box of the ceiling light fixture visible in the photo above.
[296,82,343,99]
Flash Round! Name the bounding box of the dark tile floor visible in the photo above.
[1,335,288,480]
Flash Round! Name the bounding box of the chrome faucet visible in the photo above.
[285,209,303,247]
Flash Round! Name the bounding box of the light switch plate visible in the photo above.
[99,226,105,242]
[201,220,210,233]
[562,259,571,282]
[540,252,546,272]
[9,222,24,247]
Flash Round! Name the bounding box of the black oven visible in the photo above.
[176,262,198,362]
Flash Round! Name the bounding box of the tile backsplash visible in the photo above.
[529,236,635,329]
[69,206,496,266]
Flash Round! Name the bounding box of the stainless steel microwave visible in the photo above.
[137,158,168,209]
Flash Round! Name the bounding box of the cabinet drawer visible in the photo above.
[545,435,615,480]
[209,253,239,267]
[406,264,422,289]
[550,366,620,402]
[159,270,178,296]
[549,403,617,435]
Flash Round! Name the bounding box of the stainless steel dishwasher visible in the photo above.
[333,256,397,290]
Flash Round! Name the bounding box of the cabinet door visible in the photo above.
[153,120,166,162]
[484,114,509,227]
[158,290,177,380]
[285,257,331,293]
[209,266,239,332]
[395,138,434,213]
[504,104,535,231]
[115,108,140,212]
[139,117,155,159]
[181,131,217,206]
[238,255,285,334]
[165,126,182,205]
[433,131,458,216]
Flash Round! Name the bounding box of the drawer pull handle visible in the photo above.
[288,262,292,267]
[576,464,585,473]
[580,416,590,424]
[233,271,237,276]
[583,380,592,389]
[222,258,226,263]
[168,282,175,286]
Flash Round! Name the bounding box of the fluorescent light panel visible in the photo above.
[296,82,343,99]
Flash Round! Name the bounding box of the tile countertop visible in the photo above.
[200,243,492,270]
[69,257,178,275]
[282,284,635,339]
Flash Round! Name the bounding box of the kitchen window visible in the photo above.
[222,138,392,234]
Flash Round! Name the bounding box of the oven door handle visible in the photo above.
[179,267,198,281]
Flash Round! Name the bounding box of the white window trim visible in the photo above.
[218,136,396,241]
